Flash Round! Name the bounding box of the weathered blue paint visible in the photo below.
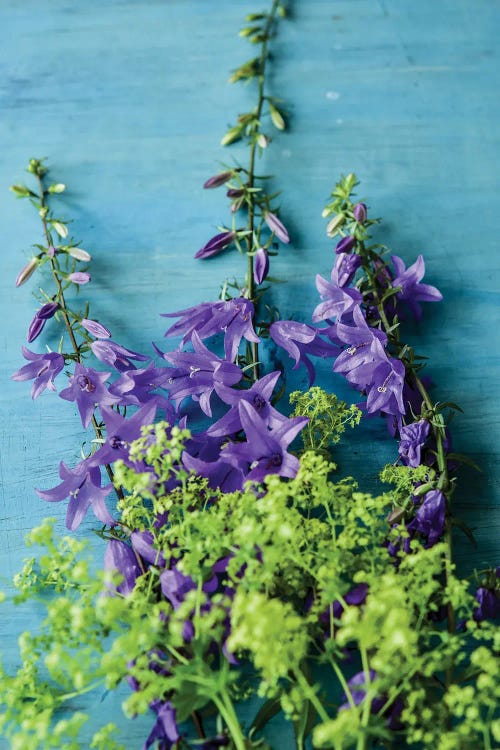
[0,1,498,746]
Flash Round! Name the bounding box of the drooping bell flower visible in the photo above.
[104,539,141,596]
[398,419,430,467]
[12,347,65,399]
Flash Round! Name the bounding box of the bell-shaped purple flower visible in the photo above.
[104,539,141,596]
[366,351,406,417]
[254,247,270,284]
[182,451,245,493]
[12,347,65,399]
[59,363,120,428]
[333,306,388,391]
[313,265,363,323]
[206,371,286,437]
[131,530,166,568]
[108,364,174,410]
[270,320,338,386]
[143,701,179,750]
[264,212,290,244]
[163,298,260,362]
[87,401,158,469]
[36,460,114,530]
[391,254,443,320]
[221,401,308,483]
[161,331,242,416]
[398,420,430,467]
[195,231,235,259]
[408,489,446,547]
[91,339,150,371]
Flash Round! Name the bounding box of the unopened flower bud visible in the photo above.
[47,183,66,194]
[257,133,270,148]
[264,212,290,244]
[254,248,270,284]
[335,236,356,254]
[15,258,38,287]
[36,302,59,319]
[52,222,68,238]
[203,171,233,189]
[195,231,235,260]
[82,318,111,339]
[67,247,92,262]
[69,271,91,285]
[326,213,346,237]
[27,315,46,343]
[353,202,367,223]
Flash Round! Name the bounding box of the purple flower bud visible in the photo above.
[264,212,290,244]
[334,252,362,287]
[254,248,270,284]
[473,587,500,622]
[104,539,141,596]
[203,171,233,189]
[47,246,56,258]
[81,318,111,339]
[27,315,46,343]
[227,188,245,198]
[36,302,59,319]
[353,202,367,223]
[335,235,356,254]
[69,271,91,285]
[195,231,235,260]
[15,258,38,287]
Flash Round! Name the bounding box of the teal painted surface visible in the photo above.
[0,0,499,746]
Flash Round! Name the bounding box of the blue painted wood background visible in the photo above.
[1,1,499,747]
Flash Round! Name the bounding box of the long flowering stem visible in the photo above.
[34,171,123,500]
[245,0,281,379]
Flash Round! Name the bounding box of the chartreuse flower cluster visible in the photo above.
[5,0,500,749]
[1,426,499,750]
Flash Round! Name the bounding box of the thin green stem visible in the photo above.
[245,0,281,380]
[35,174,126,504]
[212,691,247,750]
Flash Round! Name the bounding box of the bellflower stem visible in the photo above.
[35,173,124,502]
[246,0,281,380]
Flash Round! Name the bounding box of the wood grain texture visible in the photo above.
[0,1,498,746]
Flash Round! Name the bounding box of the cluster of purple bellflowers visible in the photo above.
[12,164,500,748]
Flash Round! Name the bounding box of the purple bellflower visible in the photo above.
[163,298,260,362]
[391,254,443,320]
[407,489,446,547]
[87,401,158,469]
[104,539,142,596]
[333,306,388,390]
[36,460,114,530]
[365,352,406,417]
[221,401,308,483]
[59,363,120,428]
[270,320,338,386]
[108,364,174,410]
[195,231,235,259]
[91,339,150,371]
[313,261,363,323]
[182,451,245,493]
[398,419,430,467]
[131,530,166,568]
[143,701,179,750]
[206,371,286,437]
[161,332,242,416]
[254,247,270,284]
[264,212,290,244]
[12,347,64,399]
